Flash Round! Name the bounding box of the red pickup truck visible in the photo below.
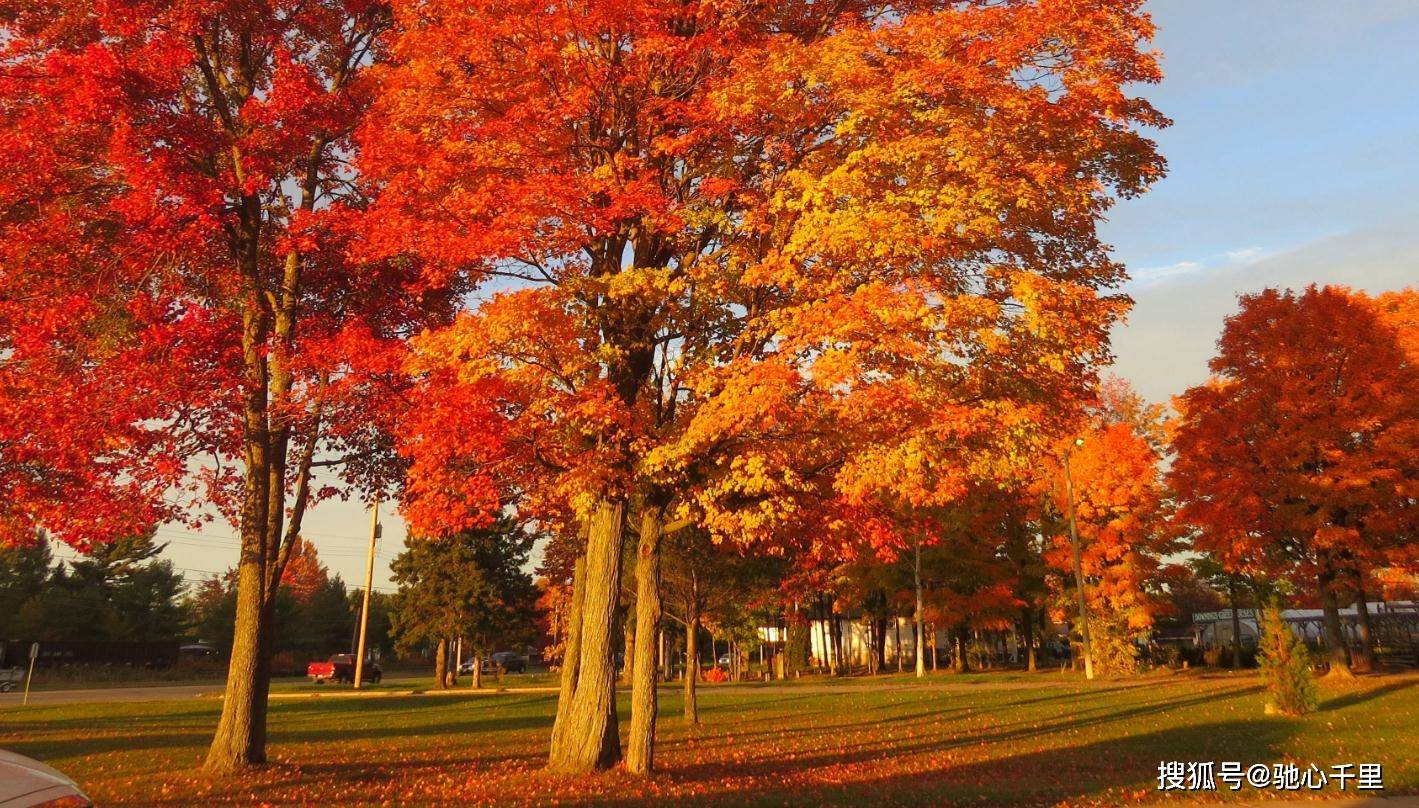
[307,654,381,685]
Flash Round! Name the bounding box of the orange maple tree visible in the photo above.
[0,0,460,771]
[369,0,1165,774]
[1169,285,1419,675]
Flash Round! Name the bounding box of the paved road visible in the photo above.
[0,684,219,706]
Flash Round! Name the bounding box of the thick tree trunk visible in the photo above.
[204,549,267,772]
[953,625,969,673]
[473,651,484,689]
[1319,570,1354,678]
[547,499,626,773]
[1022,607,1037,672]
[434,637,448,690]
[684,580,700,724]
[626,504,663,775]
[1352,585,1376,673]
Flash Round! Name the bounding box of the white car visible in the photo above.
[0,749,91,807]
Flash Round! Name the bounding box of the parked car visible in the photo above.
[306,654,381,685]
[0,748,91,807]
[490,651,527,673]
[457,652,526,675]
[717,654,731,666]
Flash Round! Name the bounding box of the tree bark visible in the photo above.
[953,625,969,673]
[203,548,267,772]
[626,504,663,775]
[547,499,626,773]
[434,637,448,690]
[1352,583,1376,673]
[683,575,700,724]
[1318,569,1354,678]
[473,650,484,689]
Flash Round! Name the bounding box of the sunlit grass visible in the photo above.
[2,671,1414,805]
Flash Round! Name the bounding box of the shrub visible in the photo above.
[1091,613,1142,676]
[702,666,729,683]
[1257,604,1318,716]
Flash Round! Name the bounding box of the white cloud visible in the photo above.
[1112,222,1419,404]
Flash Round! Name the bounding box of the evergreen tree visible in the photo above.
[1257,603,1319,716]
[389,517,540,688]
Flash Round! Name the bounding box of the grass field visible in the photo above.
[2,670,1415,806]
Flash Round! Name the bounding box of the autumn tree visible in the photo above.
[1039,387,1174,675]
[376,0,1165,774]
[0,0,461,770]
[1170,286,1419,677]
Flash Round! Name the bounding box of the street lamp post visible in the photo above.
[1063,437,1095,681]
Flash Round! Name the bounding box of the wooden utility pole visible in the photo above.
[354,499,381,689]
[1063,439,1095,680]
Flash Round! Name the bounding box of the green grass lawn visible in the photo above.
[2,671,1415,806]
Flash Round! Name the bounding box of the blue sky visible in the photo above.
[61,2,1417,591]
[1106,0,1419,402]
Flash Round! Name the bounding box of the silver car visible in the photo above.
[0,749,91,807]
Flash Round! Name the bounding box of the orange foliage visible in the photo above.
[1169,286,1419,593]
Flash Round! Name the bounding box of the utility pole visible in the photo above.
[1063,438,1095,680]
[354,499,381,689]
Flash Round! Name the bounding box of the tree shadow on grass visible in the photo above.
[666,683,1264,786]
[1320,678,1418,712]
[657,719,1300,807]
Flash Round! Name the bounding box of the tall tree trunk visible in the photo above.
[894,618,903,672]
[953,625,969,673]
[548,499,626,772]
[930,624,938,672]
[473,649,484,689]
[204,546,267,772]
[627,504,663,775]
[683,575,700,724]
[1318,569,1354,678]
[1352,583,1376,673]
[434,637,448,690]
[1022,607,1037,672]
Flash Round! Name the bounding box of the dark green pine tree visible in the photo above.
[389,516,540,688]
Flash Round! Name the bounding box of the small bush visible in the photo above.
[1257,604,1318,716]
[1202,646,1225,668]
[1091,613,1141,676]
[702,666,729,683]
